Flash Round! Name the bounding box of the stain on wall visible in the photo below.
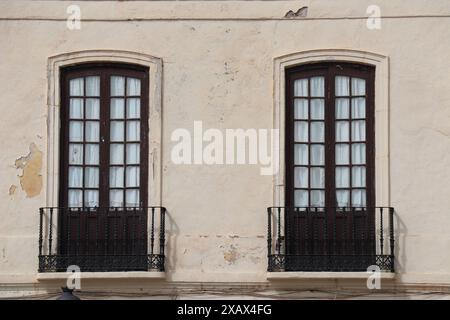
[14,143,43,198]
[8,185,17,195]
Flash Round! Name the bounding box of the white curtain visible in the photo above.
[126,144,140,164]
[294,99,308,119]
[84,168,99,188]
[352,97,366,118]
[335,76,349,96]
[110,167,124,188]
[336,98,349,119]
[69,167,83,188]
[294,79,308,97]
[70,99,83,119]
[69,121,83,142]
[70,78,83,96]
[310,122,324,142]
[335,167,349,188]
[310,144,324,165]
[110,190,123,207]
[86,99,100,119]
[111,76,125,96]
[310,77,324,97]
[110,144,124,164]
[294,121,308,142]
[294,144,308,165]
[352,143,366,164]
[126,167,140,187]
[352,166,366,187]
[336,190,350,207]
[110,121,124,141]
[111,98,125,119]
[127,98,141,118]
[86,121,99,142]
[310,99,324,119]
[295,190,308,207]
[126,190,139,207]
[294,167,308,188]
[336,121,349,142]
[335,144,349,165]
[352,120,366,141]
[351,78,366,96]
[85,191,99,207]
[311,190,324,207]
[352,190,366,207]
[127,78,141,96]
[69,144,83,164]
[86,76,100,97]
[85,144,99,165]
[126,121,140,141]
[68,190,82,207]
[311,168,324,188]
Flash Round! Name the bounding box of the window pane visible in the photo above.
[294,190,308,207]
[70,78,84,96]
[126,144,140,164]
[294,121,308,142]
[110,144,124,165]
[68,167,83,188]
[110,121,124,141]
[336,190,350,207]
[68,190,82,207]
[310,167,324,188]
[294,167,308,188]
[335,98,349,119]
[311,190,325,207]
[335,76,349,96]
[310,144,324,165]
[110,167,124,188]
[310,99,324,119]
[126,190,140,207]
[69,144,83,165]
[111,76,125,96]
[126,167,140,187]
[294,79,308,97]
[86,98,100,119]
[84,167,99,188]
[336,121,349,142]
[310,77,324,97]
[352,189,366,207]
[352,143,366,164]
[85,144,99,165]
[69,121,83,142]
[127,98,140,118]
[336,167,350,188]
[70,99,83,119]
[310,122,324,142]
[336,144,349,165]
[127,121,140,141]
[294,99,308,119]
[352,98,366,118]
[352,166,366,187]
[85,121,99,142]
[127,78,141,96]
[111,98,125,119]
[86,76,100,97]
[351,78,366,96]
[110,190,124,207]
[294,144,308,165]
[84,190,99,207]
[352,120,366,141]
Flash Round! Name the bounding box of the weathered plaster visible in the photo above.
[14,143,42,198]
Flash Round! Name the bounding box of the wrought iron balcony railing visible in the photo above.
[38,206,166,272]
[267,207,395,272]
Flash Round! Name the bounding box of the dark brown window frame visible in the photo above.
[59,63,149,209]
[285,62,375,209]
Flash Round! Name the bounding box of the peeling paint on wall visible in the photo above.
[14,143,43,198]
[223,244,239,264]
[8,185,17,195]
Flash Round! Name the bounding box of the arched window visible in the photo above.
[59,63,149,208]
[285,62,375,209]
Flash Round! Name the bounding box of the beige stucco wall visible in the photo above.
[1,0,450,297]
